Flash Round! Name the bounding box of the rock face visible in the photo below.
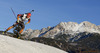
[31,33,100,53]
[22,21,100,40]
[22,29,40,40]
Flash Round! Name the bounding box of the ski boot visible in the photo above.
[2,31,7,35]
[17,33,22,39]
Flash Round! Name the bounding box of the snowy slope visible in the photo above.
[0,35,67,53]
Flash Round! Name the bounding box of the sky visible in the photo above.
[0,0,100,32]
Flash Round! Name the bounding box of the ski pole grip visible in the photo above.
[32,10,34,12]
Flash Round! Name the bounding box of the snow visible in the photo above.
[59,21,100,34]
[0,35,67,53]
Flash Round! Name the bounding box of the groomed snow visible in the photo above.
[0,35,67,53]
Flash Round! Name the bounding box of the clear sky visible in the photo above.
[0,0,100,32]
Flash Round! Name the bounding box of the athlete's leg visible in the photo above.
[19,22,25,34]
[4,22,18,33]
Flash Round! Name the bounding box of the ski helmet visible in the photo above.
[27,13,31,16]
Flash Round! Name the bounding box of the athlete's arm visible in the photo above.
[27,18,31,24]
[17,14,21,20]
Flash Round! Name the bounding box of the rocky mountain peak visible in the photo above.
[77,21,99,33]
[80,21,96,27]
[56,22,78,31]
[58,22,78,27]
[22,21,100,40]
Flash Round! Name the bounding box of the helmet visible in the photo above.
[27,13,31,16]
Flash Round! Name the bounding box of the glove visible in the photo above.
[17,20,19,23]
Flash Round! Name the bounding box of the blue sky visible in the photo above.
[0,0,100,32]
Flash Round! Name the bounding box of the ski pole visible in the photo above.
[29,10,34,13]
[11,8,17,19]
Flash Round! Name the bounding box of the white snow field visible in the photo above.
[0,35,67,53]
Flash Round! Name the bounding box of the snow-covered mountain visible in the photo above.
[22,21,100,40]
[0,35,67,53]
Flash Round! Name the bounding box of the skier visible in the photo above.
[3,10,34,36]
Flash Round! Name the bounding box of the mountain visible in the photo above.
[22,21,100,41]
[31,36,100,53]
[0,21,100,53]
[0,35,67,53]
[77,33,100,50]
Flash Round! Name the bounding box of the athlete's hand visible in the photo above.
[17,20,19,23]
